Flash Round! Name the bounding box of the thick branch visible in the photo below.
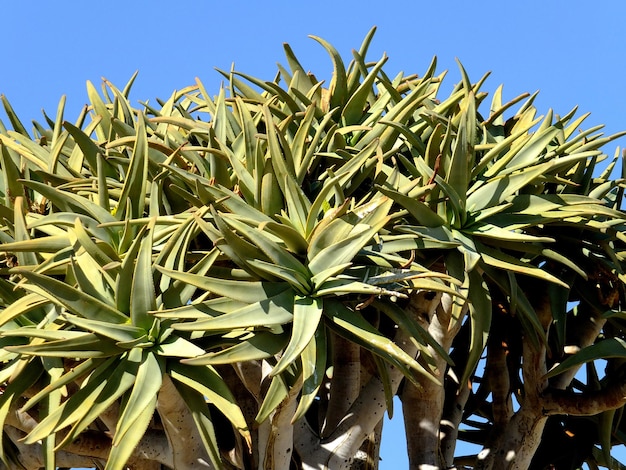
[440,370,471,467]
[321,333,361,438]
[543,381,626,416]
[3,425,104,470]
[477,286,552,470]
[157,375,214,469]
[296,291,452,470]
[257,377,302,470]
[402,291,452,469]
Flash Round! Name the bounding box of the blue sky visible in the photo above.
[2,1,626,468]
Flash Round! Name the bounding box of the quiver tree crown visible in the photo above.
[0,27,625,469]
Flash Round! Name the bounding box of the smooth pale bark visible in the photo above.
[257,377,301,470]
[296,373,395,470]
[352,420,383,470]
[321,334,362,438]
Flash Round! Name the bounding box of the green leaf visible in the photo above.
[466,161,554,212]
[63,121,107,174]
[0,235,71,255]
[156,335,207,358]
[0,292,48,328]
[377,185,444,227]
[199,210,269,277]
[12,197,38,268]
[21,359,100,412]
[314,277,416,298]
[112,351,163,446]
[61,314,147,343]
[15,270,129,324]
[71,217,116,266]
[172,381,223,469]
[342,53,388,126]
[477,242,569,289]
[6,333,125,358]
[105,393,156,470]
[20,179,116,225]
[24,356,133,445]
[255,373,289,424]
[0,143,25,208]
[41,357,63,470]
[182,331,288,365]
[308,221,387,283]
[272,296,323,376]
[0,359,42,464]
[1,94,30,136]
[156,266,290,303]
[373,299,452,367]
[461,268,492,386]
[131,219,157,330]
[325,300,437,385]
[246,259,311,294]
[310,35,348,109]
[260,220,308,255]
[290,104,317,179]
[169,363,250,445]
[115,113,149,220]
[545,338,626,378]
[445,90,475,212]
[464,222,555,243]
[115,223,148,314]
[86,80,112,140]
[292,325,327,423]
[488,125,560,177]
[222,216,311,283]
[170,290,295,331]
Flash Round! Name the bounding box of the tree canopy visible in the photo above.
[0,28,625,469]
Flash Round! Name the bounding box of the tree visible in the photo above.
[0,27,625,470]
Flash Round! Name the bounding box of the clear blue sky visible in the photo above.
[2,1,626,468]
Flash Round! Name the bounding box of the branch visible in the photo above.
[543,381,626,416]
[321,333,361,438]
[476,285,552,470]
[402,292,451,469]
[257,375,302,470]
[440,369,471,467]
[4,425,103,470]
[157,375,214,469]
[296,291,449,470]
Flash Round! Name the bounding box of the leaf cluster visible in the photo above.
[0,27,625,468]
